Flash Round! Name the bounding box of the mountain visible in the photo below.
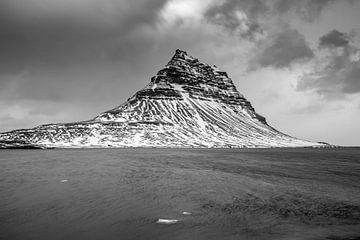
[0,49,325,148]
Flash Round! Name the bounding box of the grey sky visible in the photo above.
[0,0,359,146]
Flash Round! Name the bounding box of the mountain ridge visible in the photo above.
[0,49,326,148]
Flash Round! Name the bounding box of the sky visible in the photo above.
[0,0,359,146]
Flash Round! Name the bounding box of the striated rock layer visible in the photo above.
[0,49,325,148]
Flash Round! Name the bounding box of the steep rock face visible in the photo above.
[0,49,324,148]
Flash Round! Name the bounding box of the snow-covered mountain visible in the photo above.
[0,49,325,148]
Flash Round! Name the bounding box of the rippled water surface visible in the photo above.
[1,148,360,240]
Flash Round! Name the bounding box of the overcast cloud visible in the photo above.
[319,29,350,48]
[274,0,337,21]
[0,0,359,145]
[253,28,314,69]
[297,29,360,98]
[204,0,268,40]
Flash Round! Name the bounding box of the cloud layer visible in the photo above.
[319,29,350,48]
[254,28,314,69]
[0,0,168,74]
[204,0,268,40]
[297,29,360,98]
[0,0,359,145]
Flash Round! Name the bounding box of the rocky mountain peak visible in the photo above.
[172,49,192,59]
[132,49,262,121]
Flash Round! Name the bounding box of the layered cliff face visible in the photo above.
[0,49,324,148]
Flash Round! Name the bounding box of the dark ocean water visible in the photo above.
[0,148,360,240]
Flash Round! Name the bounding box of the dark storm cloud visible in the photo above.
[297,30,360,98]
[319,29,350,48]
[203,0,342,40]
[254,29,314,69]
[0,0,168,75]
[204,0,268,40]
[205,0,268,24]
[274,0,336,22]
[204,1,316,69]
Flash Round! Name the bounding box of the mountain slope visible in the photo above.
[0,49,324,148]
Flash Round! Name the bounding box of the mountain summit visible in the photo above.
[0,49,324,148]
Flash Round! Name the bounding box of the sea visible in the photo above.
[0,148,360,240]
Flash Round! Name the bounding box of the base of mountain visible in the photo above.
[0,140,49,149]
[0,140,338,149]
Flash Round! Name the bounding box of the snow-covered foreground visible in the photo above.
[1,148,359,240]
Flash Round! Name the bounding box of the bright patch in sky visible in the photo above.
[160,0,213,24]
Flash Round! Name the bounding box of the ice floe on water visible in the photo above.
[156,212,192,224]
[156,219,178,224]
